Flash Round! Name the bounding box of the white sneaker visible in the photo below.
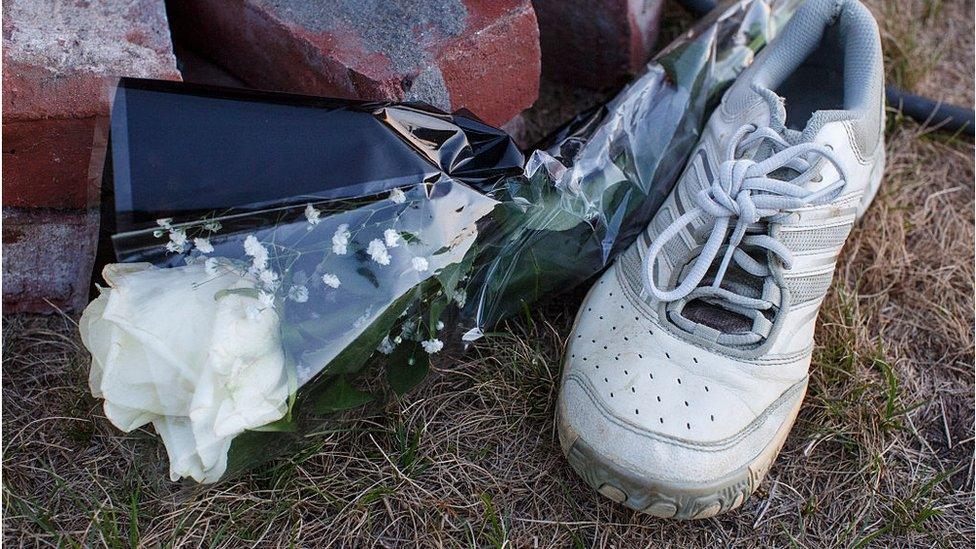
[557,0,885,519]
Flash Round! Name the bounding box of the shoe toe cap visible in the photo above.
[559,267,808,486]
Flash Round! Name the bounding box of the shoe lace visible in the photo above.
[641,124,849,340]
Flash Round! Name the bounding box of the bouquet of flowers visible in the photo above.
[82,0,800,483]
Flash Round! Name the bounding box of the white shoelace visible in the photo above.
[641,123,849,336]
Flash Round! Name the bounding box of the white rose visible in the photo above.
[80,261,289,483]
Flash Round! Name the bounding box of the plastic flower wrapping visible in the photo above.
[83,0,800,483]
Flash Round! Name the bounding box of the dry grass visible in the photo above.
[3,1,974,546]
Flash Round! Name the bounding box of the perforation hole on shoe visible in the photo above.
[563,271,770,443]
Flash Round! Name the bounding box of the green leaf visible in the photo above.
[435,245,477,297]
[214,287,261,301]
[315,288,418,376]
[386,341,430,396]
[356,266,380,288]
[428,294,449,336]
[314,376,373,414]
[399,231,422,244]
[251,417,297,432]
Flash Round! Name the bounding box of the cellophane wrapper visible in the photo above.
[91,0,799,483]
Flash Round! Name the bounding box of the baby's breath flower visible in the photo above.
[367,239,391,265]
[194,237,214,254]
[156,218,173,229]
[171,229,188,245]
[304,204,322,227]
[400,320,417,338]
[258,269,279,289]
[244,235,269,271]
[383,228,400,248]
[203,220,222,232]
[377,336,395,355]
[389,188,406,204]
[258,291,275,308]
[204,257,220,276]
[321,273,341,289]
[421,339,444,354]
[411,257,429,272]
[287,285,309,303]
[453,290,466,307]
[332,224,351,255]
[436,320,444,331]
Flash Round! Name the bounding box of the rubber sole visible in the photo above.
[556,381,806,519]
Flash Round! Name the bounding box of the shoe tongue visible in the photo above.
[679,263,765,339]
[754,86,789,130]
[679,87,790,343]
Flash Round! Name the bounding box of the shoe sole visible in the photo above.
[556,383,806,519]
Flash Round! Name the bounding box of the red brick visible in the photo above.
[534,0,665,89]
[2,208,100,313]
[500,114,529,149]
[168,0,541,126]
[174,44,248,88]
[2,117,104,209]
[2,0,181,209]
[2,0,181,312]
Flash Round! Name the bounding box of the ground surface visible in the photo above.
[3,1,974,547]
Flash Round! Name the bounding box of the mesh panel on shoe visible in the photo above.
[780,223,852,253]
[619,244,644,294]
[785,270,835,304]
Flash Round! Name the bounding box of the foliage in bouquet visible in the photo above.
[84,178,495,482]
[462,0,802,330]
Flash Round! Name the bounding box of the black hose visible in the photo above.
[885,87,974,134]
[675,0,975,135]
